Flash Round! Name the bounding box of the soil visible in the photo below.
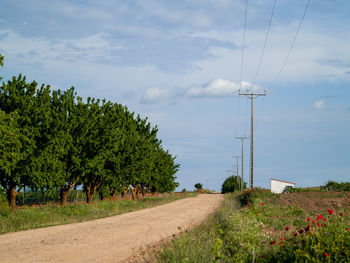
[275,191,350,214]
[0,194,223,263]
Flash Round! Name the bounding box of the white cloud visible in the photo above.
[141,87,173,104]
[313,100,325,110]
[140,79,262,104]
[186,79,260,98]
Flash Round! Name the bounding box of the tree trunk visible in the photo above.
[110,189,117,200]
[60,184,74,205]
[129,185,136,200]
[85,184,98,204]
[7,185,17,211]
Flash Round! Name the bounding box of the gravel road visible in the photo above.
[0,194,223,263]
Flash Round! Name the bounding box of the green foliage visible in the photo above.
[0,73,180,209]
[221,176,241,193]
[156,192,350,262]
[322,181,350,191]
[194,183,203,190]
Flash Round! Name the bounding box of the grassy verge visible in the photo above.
[0,192,197,235]
[152,190,350,262]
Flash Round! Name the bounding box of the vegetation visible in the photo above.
[0,192,196,234]
[194,183,203,190]
[221,175,242,193]
[284,181,350,193]
[0,54,179,210]
[154,189,350,262]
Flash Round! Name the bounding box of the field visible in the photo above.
[145,190,350,262]
[0,192,197,234]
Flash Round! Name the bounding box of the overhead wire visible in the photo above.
[269,0,311,89]
[252,0,277,85]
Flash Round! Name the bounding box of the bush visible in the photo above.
[221,176,241,193]
[322,181,350,191]
[194,183,203,190]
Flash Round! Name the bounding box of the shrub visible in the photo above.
[194,183,203,190]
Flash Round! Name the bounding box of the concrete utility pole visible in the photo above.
[239,90,266,189]
[233,156,241,190]
[236,136,249,191]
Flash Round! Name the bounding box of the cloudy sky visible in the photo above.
[1,0,349,191]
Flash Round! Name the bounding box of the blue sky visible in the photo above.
[1,0,349,191]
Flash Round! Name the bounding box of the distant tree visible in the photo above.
[221,176,241,193]
[194,183,203,190]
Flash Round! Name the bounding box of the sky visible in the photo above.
[1,0,349,191]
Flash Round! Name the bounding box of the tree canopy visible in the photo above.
[0,55,180,209]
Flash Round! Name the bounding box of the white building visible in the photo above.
[270,178,296,194]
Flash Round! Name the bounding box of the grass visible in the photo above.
[149,189,350,262]
[0,192,197,235]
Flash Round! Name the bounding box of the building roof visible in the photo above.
[271,178,296,185]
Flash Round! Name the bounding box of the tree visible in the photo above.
[195,183,203,190]
[0,75,38,210]
[221,176,241,193]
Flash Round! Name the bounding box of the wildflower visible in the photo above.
[317,223,321,227]
[294,232,298,237]
[318,214,323,219]
[307,217,311,222]
[328,209,334,215]
[298,229,304,234]
[280,237,284,241]
[348,228,350,232]
[270,240,276,245]
[261,203,265,206]
[324,219,327,222]
[324,252,328,257]
[340,212,344,217]
[258,211,261,213]
[312,220,316,224]
[285,226,290,231]
[280,241,283,245]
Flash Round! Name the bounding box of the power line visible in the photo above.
[252,0,277,85]
[239,0,248,87]
[270,0,311,89]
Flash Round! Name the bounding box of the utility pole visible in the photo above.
[239,90,266,189]
[233,156,241,190]
[236,136,249,191]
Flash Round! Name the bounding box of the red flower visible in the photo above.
[318,214,323,219]
[257,214,259,216]
[294,232,298,237]
[270,240,276,245]
[324,218,327,222]
[348,228,350,232]
[280,237,284,241]
[307,217,311,222]
[328,209,334,215]
[324,252,328,257]
[280,241,283,245]
[258,211,261,213]
[317,223,321,227]
[285,226,290,231]
[340,212,344,217]
[298,229,304,234]
[308,224,311,228]
[261,203,265,206]
[312,220,316,224]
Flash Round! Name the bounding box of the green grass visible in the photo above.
[152,190,350,262]
[0,192,197,235]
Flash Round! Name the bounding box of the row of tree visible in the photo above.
[0,56,179,210]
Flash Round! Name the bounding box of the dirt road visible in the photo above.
[0,194,223,263]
